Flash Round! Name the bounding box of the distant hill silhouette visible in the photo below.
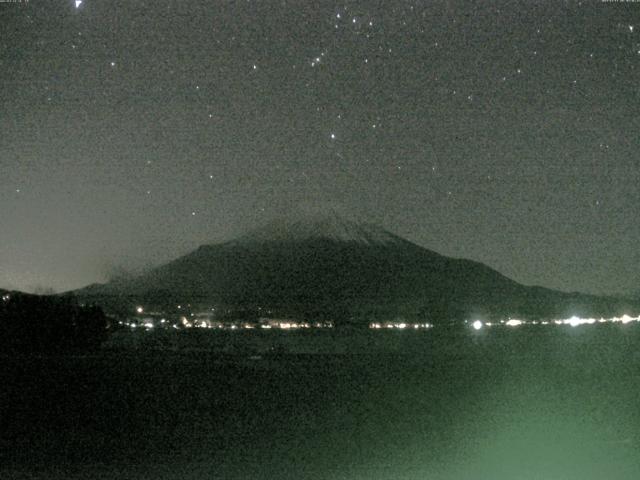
[74,213,639,325]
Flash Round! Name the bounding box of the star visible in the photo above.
[629,25,634,32]
[75,0,82,8]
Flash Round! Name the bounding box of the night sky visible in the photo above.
[1,0,639,295]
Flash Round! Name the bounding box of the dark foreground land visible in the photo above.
[2,325,640,479]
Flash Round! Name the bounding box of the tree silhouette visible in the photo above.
[0,291,109,353]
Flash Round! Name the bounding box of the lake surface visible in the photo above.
[2,325,640,479]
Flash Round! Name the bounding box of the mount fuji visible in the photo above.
[75,212,635,324]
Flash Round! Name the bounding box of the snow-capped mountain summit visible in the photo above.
[232,211,404,247]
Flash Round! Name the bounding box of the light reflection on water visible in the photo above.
[3,326,640,479]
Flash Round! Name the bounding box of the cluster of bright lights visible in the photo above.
[471,314,640,330]
[264,321,331,330]
[557,314,640,326]
[2,294,10,302]
[120,309,640,333]
[125,317,334,331]
[196,320,257,330]
[369,322,432,330]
